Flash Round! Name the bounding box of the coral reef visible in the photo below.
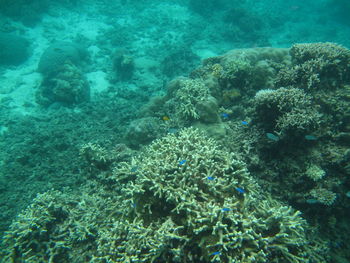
[276,43,350,90]
[309,188,337,206]
[107,128,326,262]
[38,41,87,77]
[112,49,135,81]
[253,87,321,137]
[36,61,90,106]
[0,129,328,262]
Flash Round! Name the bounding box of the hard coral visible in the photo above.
[253,87,320,137]
[276,42,350,90]
[109,128,326,262]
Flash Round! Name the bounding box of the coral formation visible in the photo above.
[36,61,90,106]
[253,87,320,137]
[309,188,337,206]
[38,41,87,76]
[0,129,327,262]
[108,128,325,262]
[276,42,350,90]
[112,49,135,81]
[305,164,326,181]
[162,77,220,124]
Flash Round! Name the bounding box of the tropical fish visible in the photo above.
[211,251,221,256]
[221,208,231,212]
[266,133,279,141]
[235,187,245,194]
[241,120,249,125]
[162,116,170,121]
[179,160,187,165]
[305,135,317,140]
[207,176,215,180]
[306,199,319,204]
[221,113,230,119]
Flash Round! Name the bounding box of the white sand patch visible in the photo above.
[86,70,109,97]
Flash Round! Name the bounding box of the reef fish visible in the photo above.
[207,176,215,180]
[266,133,279,141]
[241,120,249,125]
[221,208,231,212]
[179,160,187,165]
[221,113,230,119]
[235,187,245,194]
[211,251,221,256]
[305,135,317,140]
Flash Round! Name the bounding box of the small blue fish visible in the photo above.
[207,176,215,180]
[241,120,249,125]
[221,113,229,119]
[130,166,138,172]
[305,135,317,141]
[221,208,231,212]
[266,133,279,141]
[306,199,319,204]
[211,251,221,256]
[235,187,245,194]
[168,128,178,134]
[179,160,187,166]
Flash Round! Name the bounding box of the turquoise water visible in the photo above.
[0,0,350,262]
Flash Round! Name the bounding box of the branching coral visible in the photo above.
[253,87,320,137]
[108,128,325,262]
[163,77,220,123]
[276,42,350,90]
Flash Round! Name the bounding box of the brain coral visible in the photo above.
[107,128,326,262]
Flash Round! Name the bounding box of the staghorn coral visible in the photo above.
[0,130,328,263]
[107,128,326,262]
[276,42,350,90]
[253,87,320,137]
[305,164,326,181]
[309,188,337,206]
[0,189,102,262]
[163,77,220,124]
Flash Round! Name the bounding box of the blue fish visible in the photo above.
[207,176,215,180]
[306,199,319,204]
[130,166,138,172]
[305,135,317,141]
[235,187,245,194]
[179,160,187,165]
[221,208,231,212]
[221,113,229,119]
[266,133,279,141]
[241,120,249,125]
[168,128,178,134]
[211,251,221,256]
